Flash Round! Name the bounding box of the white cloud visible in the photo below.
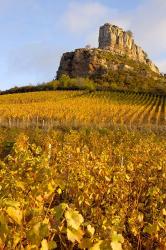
[62,1,112,33]
[61,1,130,46]
[62,1,129,34]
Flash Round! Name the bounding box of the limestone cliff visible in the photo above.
[98,23,159,74]
[57,23,160,81]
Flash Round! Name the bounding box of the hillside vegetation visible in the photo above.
[1,55,166,96]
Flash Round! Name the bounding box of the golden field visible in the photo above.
[0,91,165,130]
[0,91,165,249]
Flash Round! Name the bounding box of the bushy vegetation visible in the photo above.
[1,73,166,95]
[0,128,166,249]
[0,76,96,95]
[58,75,96,91]
[89,52,166,94]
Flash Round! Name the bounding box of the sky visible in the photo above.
[0,0,166,90]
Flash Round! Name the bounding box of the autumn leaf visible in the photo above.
[67,227,84,243]
[111,241,123,250]
[65,208,84,230]
[41,239,48,250]
[6,207,23,225]
[87,224,95,236]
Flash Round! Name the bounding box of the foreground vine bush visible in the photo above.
[0,130,166,249]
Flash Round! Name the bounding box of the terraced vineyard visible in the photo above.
[0,90,165,130]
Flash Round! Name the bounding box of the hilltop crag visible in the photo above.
[57,23,160,82]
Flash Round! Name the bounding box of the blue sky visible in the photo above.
[0,0,166,90]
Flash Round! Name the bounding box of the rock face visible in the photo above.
[57,23,160,80]
[98,23,159,74]
[57,49,107,79]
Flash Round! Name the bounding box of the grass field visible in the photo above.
[0,90,165,130]
[0,91,166,250]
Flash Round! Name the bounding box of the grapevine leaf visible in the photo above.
[13,233,21,248]
[162,208,166,215]
[3,199,20,208]
[15,181,25,191]
[111,231,124,243]
[87,224,95,236]
[54,203,68,221]
[6,207,23,225]
[67,227,84,243]
[143,223,159,235]
[65,208,84,230]
[79,238,93,249]
[111,231,124,250]
[48,241,57,249]
[0,213,8,240]
[111,242,122,250]
[41,239,48,250]
[27,222,49,245]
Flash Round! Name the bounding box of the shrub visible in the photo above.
[59,74,71,88]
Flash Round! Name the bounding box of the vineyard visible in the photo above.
[0,90,166,249]
[0,90,165,130]
[0,129,166,249]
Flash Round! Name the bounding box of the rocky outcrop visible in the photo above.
[57,23,160,80]
[98,23,159,74]
[57,49,107,79]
